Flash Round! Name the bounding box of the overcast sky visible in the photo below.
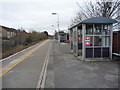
[0,0,90,35]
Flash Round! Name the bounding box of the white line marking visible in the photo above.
[36,42,51,89]
[0,41,44,62]
[40,50,50,89]
[2,59,19,72]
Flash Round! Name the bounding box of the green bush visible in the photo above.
[26,31,48,44]
[2,37,9,40]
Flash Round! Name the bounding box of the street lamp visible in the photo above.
[52,13,59,31]
[51,25,56,33]
[51,25,56,40]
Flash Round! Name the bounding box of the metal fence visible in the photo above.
[2,36,28,49]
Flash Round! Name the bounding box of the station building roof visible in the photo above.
[69,17,118,30]
[81,17,118,24]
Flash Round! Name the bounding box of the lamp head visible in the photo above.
[52,13,57,15]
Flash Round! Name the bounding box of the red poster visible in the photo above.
[86,41,90,45]
[86,36,90,40]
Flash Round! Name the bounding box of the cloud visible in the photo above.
[0,0,80,35]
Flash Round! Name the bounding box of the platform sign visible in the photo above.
[85,36,90,45]
[107,30,110,33]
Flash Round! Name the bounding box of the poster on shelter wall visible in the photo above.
[85,36,90,45]
[86,36,90,40]
[86,41,90,45]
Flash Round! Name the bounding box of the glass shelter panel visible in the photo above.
[103,25,111,35]
[86,24,93,35]
[102,36,110,47]
[94,24,102,35]
[78,30,82,49]
[94,36,102,46]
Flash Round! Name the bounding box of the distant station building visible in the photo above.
[55,31,67,43]
[69,17,117,60]
[59,31,67,42]
[54,31,59,40]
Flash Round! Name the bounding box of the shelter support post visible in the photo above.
[82,24,86,60]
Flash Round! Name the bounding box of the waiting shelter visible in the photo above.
[69,17,117,60]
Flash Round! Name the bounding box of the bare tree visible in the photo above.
[71,0,120,25]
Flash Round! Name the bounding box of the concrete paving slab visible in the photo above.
[45,40,119,88]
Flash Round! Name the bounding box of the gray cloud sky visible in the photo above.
[0,0,85,35]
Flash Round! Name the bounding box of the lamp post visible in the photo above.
[52,13,60,42]
[52,13,59,31]
[51,25,56,40]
